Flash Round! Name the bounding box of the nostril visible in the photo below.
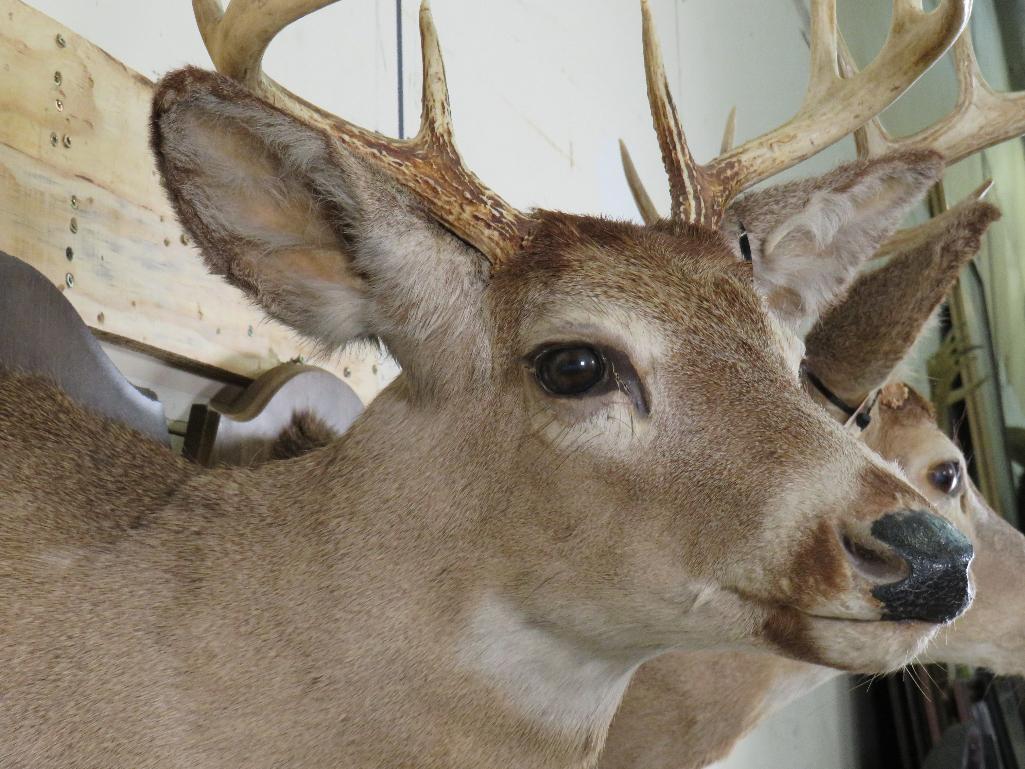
[841,532,909,585]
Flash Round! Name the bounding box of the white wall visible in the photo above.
[710,675,864,769]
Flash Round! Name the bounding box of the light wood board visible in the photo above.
[0,0,388,403]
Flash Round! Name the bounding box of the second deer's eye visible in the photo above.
[928,461,964,497]
[534,346,607,396]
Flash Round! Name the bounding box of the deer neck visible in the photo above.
[455,592,644,765]
[207,381,641,768]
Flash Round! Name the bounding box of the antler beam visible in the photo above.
[850,30,1025,165]
[194,0,335,90]
[641,0,970,226]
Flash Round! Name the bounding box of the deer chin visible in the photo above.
[767,607,940,674]
[692,585,939,674]
[808,615,939,673]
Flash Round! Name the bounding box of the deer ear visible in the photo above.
[725,151,944,329]
[803,198,1000,404]
[151,68,485,361]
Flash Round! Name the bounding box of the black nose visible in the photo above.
[870,509,973,624]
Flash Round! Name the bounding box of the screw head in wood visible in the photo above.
[65,272,74,288]
[70,194,78,208]
[55,33,66,48]
[343,367,352,378]
[55,99,63,112]
[65,246,73,261]
[49,132,59,146]
[54,71,62,85]
[69,217,78,234]
[62,135,71,148]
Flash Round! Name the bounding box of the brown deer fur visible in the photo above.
[269,411,336,461]
[599,386,1025,769]
[256,388,1025,769]
[0,68,969,768]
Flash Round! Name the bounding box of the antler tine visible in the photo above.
[619,140,660,225]
[872,178,993,260]
[416,0,453,146]
[720,107,737,155]
[804,0,840,103]
[193,0,530,266]
[618,100,737,226]
[640,0,713,224]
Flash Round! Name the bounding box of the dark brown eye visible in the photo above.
[534,346,606,396]
[928,460,963,497]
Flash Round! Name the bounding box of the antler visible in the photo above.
[620,106,738,226]
[619,140,660,225]
[841,23,1024,257]
[193,0,530,266]
[640,0,970,226]
[850,29,1025,164]
[625,137,995,262]
[621,130,995,258]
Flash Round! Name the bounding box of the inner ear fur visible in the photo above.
[804,199,1000,402]
[727,150,944,328]
[151,67,370,349]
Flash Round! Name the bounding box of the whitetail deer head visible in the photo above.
[864,405,1025,679]
[164,0,975,673]
[599,189,1021,769]
[124,0,985,764]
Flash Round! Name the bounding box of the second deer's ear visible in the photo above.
[804,198,1000,405]
[151,67,487,366]
[725,151,944,329]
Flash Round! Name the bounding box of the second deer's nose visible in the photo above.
[857,509,974,624]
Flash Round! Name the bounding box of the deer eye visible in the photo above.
[928,460,964,497]
[533,345,607,396]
